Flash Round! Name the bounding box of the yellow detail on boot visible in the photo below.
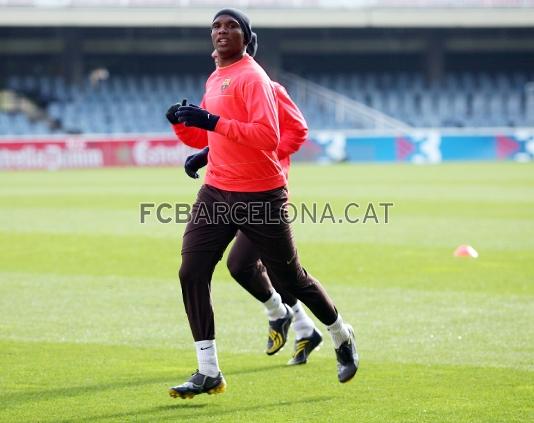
[267,329,283,354]
[208,380,227,395]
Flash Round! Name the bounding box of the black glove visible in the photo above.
[166,99,188,124]
[184,147,209,179]
[175,104,220,131]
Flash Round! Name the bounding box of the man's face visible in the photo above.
[211,15,245,58]
[211,50,219,67]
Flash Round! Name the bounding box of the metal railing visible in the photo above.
[279,72,412,132]
[526,82,534,126]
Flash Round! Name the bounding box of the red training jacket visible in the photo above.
[272,81,308,179]
[172,54,307,191]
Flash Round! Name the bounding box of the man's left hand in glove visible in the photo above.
[184,147,209,179]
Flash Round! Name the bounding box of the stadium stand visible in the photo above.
[1,1,534,135]
[0,71,532,135]
[305,71,532,128]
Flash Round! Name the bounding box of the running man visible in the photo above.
[165,8,359,399]
[182,38,323,365]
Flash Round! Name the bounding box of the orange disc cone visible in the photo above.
[454,245,479,258]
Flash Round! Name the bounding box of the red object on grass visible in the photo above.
[453,245,479,258]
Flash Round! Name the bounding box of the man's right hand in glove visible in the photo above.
[184,147,209,179]
[174,104,220,131]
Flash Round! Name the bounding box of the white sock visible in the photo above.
[327,314,350,349]
[263,291,287,321]
[291,301,316,339]
[195,339,220,378]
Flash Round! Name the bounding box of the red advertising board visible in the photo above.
[0,135,198,170]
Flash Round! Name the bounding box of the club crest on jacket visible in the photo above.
[221,78,231,93]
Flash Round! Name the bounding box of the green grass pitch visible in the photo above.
[1,162,533,422]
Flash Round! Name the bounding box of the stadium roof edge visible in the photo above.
[1,7,534,27]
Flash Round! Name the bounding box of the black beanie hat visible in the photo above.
[246,32,258,57]
[213,8,252,45]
